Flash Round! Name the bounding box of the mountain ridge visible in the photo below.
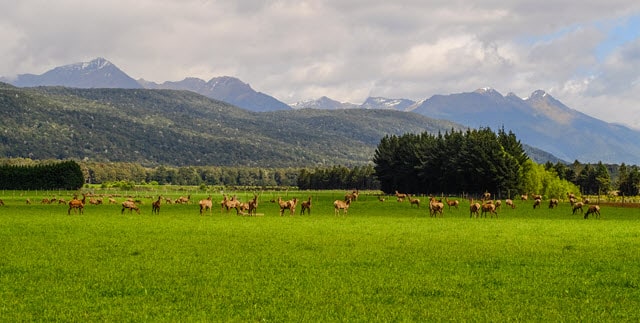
[2,57,637,164]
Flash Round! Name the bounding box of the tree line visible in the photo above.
[373,128,532,196]
[0,160,84,190]
[297,165,379,190]
[1,153,638,197]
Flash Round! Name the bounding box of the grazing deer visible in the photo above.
[548,199,559,209]
[533,198,542,209]
[408,195,420,208]
[481,202,498,218]
[572,202,584,215]
[334,198,351,216]
[121,200,140,214]
[584,205,601,219]
[505,199,515,209]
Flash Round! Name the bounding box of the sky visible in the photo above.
[1,1,640,127]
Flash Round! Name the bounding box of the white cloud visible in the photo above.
[1,1,640,127]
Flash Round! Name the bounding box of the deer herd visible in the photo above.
[6,189,602,219]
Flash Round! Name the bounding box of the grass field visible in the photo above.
[1,190,639,321]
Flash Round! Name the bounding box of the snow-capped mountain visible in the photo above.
[1,57,142,89]
[140,76,291,112]
[410,88,640,163]
[361,97,416,111]
[290,96,358,110]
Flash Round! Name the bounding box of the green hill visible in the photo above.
[0,83,462,167]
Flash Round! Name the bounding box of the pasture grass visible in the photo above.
[1,191,639,321]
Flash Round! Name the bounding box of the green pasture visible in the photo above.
[1,190,639,321]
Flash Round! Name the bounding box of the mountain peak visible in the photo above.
[473,87,503,98]
[529,89,549,99]
[60,57,112,72]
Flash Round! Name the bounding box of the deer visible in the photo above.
[548,198,559,209]
[334,198,351,216]
[67,194,86,215]
[583,205,601,219]
[199,195,213,215]
[481,202,498,218]
[152,196,162,215]
[505,199,515,209]
[395,190,407,202]
[533,198,542,209]
[429,197,444,217]
[345,190,359,202]
[470,201,481,218]
[300,196,312,215]
[247,194,259,216]
[445,197,459,210]
[572,202,584,215]
[121,200,140,214]
[278,197,298,216]
[222,195,242,214]
[408,195,420,208]
[0,199,4,206]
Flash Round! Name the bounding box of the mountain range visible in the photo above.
[2,57,639,164]
[0,83,466,167]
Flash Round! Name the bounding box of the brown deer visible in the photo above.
[175,195,191,204]
[345,190,359,202]
[121,200,140,214]
[278,197,298,216]
[470,201,481,218]
[533,198,542,209]
[199,195,213,215]
[222,195,241,214]
[584,205,601,219]
[334,198,351,216]
[247,194,259,216]
[67,194,86,215]
[0,199,4,206]
[572,202,584,215]
[395,190,407,202]
[429,197,444,217]
[481,202,498,218]
[445,197,459,210]
[408,195,420,208]
[152,196,162,215]
[505,199,515,209]
[548,198,559,209]
[300,196,312,215]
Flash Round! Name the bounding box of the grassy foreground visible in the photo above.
[1,191,639,321]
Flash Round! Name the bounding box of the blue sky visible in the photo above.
[1,1,640,128]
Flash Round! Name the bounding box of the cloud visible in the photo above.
[1,1,640,127]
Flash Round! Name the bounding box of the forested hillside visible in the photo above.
[0,83,461,167]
